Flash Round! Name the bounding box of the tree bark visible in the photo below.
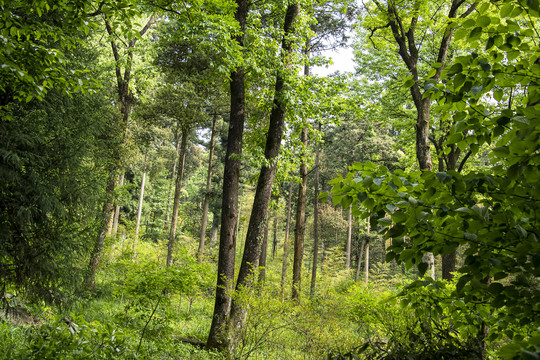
[133,153,148,257]
[206,0,248,350]
[292,126,308,301]
[280,181,294,300]
[310,123,320,297]
[198,114,218,263]
[227,4,300,350]
[166,128,188,268]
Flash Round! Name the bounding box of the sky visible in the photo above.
[313,45,356,77]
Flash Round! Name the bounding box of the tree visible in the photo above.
[206,0,249,350]
[227,4,301,350]
[363,0,478,279]
[85,11,155,289]
[292,126,308,300]
[197,114,219,262]
[324,1,540,356]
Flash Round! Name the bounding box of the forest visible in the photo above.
[0,0,539,358]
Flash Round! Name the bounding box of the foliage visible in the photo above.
[0,89,118,303]
[0,0,100,106]
[323,1,540,357]
[0,315,134,359]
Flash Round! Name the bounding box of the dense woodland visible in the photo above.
[0,0,539,358]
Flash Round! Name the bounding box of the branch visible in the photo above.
[104,18,123,87]
[457,150,471,172]
[432,1,479,81]
[86,1,105,17]
[129,15,156,48]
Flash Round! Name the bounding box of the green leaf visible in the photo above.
[476,15,491,27]
[469,27,483,41]
[436,172,451,184]
[471,85,483,95]
[494,89,503,101]
[500,3,514,18]
[404,78,415,88]
[513,115,530,125]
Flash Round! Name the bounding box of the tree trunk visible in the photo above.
[355,240,364,282]
[166,128,188,268]
[107,208,114,236]
[364,217,370,284]
[112,173,124,238]
[292,126,308,301]
[198,114,218,263]
[310,123,320,297]
[258,214,271,286]
[133,153,148,257]
[206,0,248,350]
[208,214,219,248]
[441,152,459,280]
[280,181,294,300]
[272,207,278,259]
[166,131,182,230]
[227,4,300,351]
[321,223,325,275]
[85,170,116,290]
[346,204,352,270]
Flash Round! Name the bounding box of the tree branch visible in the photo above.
[457,150,472,172]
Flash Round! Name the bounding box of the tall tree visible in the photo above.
[291,126,308,300]
[85,13,155,289]
[198,114,219,262]
[227,3,300,350]
[365,0,478,279]
[206,0,249,350]
[310,123,321,296]
[280,180,294,299]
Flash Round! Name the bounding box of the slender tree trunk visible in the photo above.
[441,154,459,280]
[321,222,325,275]
[292,39,311,300]
[258,214,271,286]
[280,181,294,299]
[107,209,114,236]
[166,132,182,230]
[198,114,218,263]
[355,240,365,282]
[206,0,248,350]
[292,126,308,300]
[208,214,219,248]
[166,128,188,268]
[272,208,278,259]
[133,153,148,257]
[85,170,116,290]
[112,173,124,238]
[346,205,352,270]
[227,5,300,351]
[310,124,320,297]
[364,217,370,284]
